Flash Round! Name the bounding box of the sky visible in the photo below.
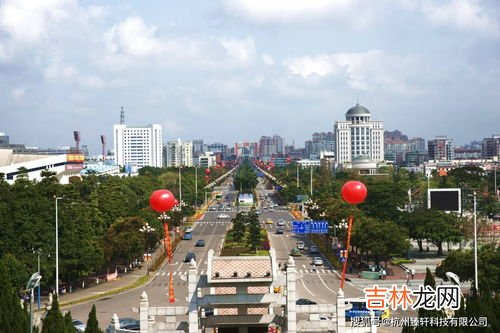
[1,0,499,154]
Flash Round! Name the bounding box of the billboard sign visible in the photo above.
[427,188,461,213]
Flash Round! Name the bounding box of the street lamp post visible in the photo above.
[54,196,63,296]
[195,166,198,208]
[32,249,42,309]
[139,223,155,276]
[178,167,182,201]
[26,272,42,333]
[473,191,478,291]
[310,166,313,196]
[296,163,300,188]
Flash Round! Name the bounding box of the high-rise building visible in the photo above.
[207,143,227,156]
[258,135,285,157]
[305,132,335,159]
[234,142,258,157]
[181,141,193,166]
[428,136,454,161]
[334,104,384,164]
[0,132,9,145]
[113,123,162,168]
[482,135,500,159]
[273,135,285,155]
[192,139,205,157]
[165,139,193,167]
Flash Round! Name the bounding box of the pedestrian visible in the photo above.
[382,269,387,280]
[406,269,411,286]
[411,268,415,280]
[278,262,282,270]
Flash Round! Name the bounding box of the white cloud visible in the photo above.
[0,0,105,62]
[261,54,275,66]
[10,88,25,100]
[0,0,71,44]
[219,36,255,63]
[79,75,104,89]
[104,16,164,58]
[102,16,261,70]
[44,61,78,81]
[420,0,499,37]
[222,0,372,27]
[284,50,425,95]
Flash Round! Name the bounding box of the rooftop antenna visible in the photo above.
[356,93,359,105]
[120,106,125,125]
[100,135,106,162]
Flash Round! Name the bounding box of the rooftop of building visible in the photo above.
[0,148,58,167]
[207,249,274,283]
[346,103,371,116]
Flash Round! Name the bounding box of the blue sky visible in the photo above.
[1,0,499,154]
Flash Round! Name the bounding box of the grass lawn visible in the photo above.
[222,228,270,256]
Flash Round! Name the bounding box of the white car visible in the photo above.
[217,214,230,219]
[296,241,305,250]
[313,257,324,266]
[276,219,285,226]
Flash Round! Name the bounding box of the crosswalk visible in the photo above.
[158,269,340,277]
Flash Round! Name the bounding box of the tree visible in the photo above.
[42,294,67,333]
[103,217,146,265]
[232,213,247,243]
[0,260,29,333]
[351,217,408,267]
[415,268,446,333]
[84,304,103,333]
[247,213,261,251]
[436,244,500,294]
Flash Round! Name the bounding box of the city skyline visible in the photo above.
[1,1,499,154]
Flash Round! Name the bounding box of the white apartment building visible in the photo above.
[113,124,163,168]
[199,152,217,168]
[334,104,384,165]
[165,139,193,167]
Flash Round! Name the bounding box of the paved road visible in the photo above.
[64,178,420,332]
[64,214,231,328]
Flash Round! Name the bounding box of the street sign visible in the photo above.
[292,220,329,234]
[292,221,310,234]
[310,220,329,233]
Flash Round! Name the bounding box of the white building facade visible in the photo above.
[334,104,384,165]
[165,139,194,167]
[113,124,163,168]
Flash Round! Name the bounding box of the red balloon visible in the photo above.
[204,168,211,175]
[204,175,210,180]
[341,181,368,204]
[149,189,176,213]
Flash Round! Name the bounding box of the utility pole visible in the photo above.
[310,166,313,196]
[473,192,478,291]
[54,196,63,296]
[296,163,300,188]
[195,166,198,208]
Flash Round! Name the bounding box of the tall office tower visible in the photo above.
[234,142,258,157]
[482,135,500,159]
[207,143,227,156]
[259,136,274,157]
[273,135,285,155]
[0,132,9,145]
[113,118,162,168]
[334,104,384,164]
[181,141,193,166]
[192,139,204,157]
[409,137,426,152]
[428,136,454,161]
